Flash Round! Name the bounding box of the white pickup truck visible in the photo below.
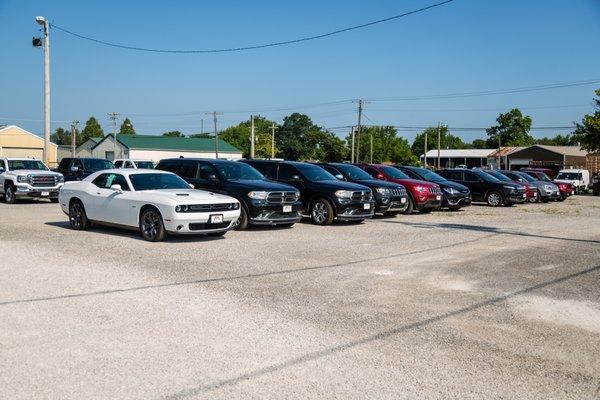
[0,158,64,203]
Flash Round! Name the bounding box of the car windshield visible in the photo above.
[537,172,552,182]
[129,173,190,191]
[215,162,265,181]
[7,160,48,170]
[83,159,114,171]
[410,167,446,182]
[135,161,154,169]
[296,163,337,181]
[486,170,512,182]
[380,166,410,179]
[335,164,373,180]
[475,170,501,183]
[556,172,582,180]
[516,172,535,182]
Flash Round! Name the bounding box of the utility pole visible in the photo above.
[270,122,276,158]
[497,134,501,169]
[34,17,50,166]
[70,120,79,157]
[250,115,255,159]
[350,126,355,163]
[424,129,428,167]
[201,118,204,135]
[370,132,373,164]
[352,99,368,163]
[108,112,119,160]
[206,111,222,158]
[437,122,441,169]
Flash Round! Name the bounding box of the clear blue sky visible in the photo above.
[1,0,599,143]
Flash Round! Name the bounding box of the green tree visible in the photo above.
[486,108,534,148]
[572,89,600,153]
[348,126,418,164]
[80,116,104,144]
[411,125,465,158]
[189,133,212,139]
[50,127,72,145]
[471,138,488,149]
[119,118,135,135]
[162,131,184,137]
[535,134,577,146]
[220,116,278,158]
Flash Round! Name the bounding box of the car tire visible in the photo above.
[402,195,415,215]
[4,185,16,204]
[139,207,167,242]
[486,191,503,207]
[206,231,226,237]
[233,205,249,230]
[69,200,90,230]
[310,198,335,225]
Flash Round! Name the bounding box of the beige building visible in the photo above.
[0,125,58,166]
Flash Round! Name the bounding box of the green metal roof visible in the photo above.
[92,134,241,153]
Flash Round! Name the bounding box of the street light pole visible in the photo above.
[35,17,50,166]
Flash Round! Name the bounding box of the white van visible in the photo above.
[113,159,154,169]
[555,169,590,193]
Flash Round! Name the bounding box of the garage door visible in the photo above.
[0,147,44,159]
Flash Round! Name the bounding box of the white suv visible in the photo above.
[114,159,154,169]
[0,158,64,203]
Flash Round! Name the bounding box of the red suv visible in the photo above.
[356,164,442,214]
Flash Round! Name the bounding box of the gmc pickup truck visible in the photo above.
[0,158,64,203]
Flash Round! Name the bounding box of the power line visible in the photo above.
[49,1,455,54]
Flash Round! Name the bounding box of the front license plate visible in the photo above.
[571,190,575,195]
[401,198,407,203]
[363,203,371,210]
[41,191,49,196]
[282,205,292,213]
[436,195,441,201]
[209,214,223,224]
[522,193,526,198]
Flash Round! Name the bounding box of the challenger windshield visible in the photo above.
[129,173,190,191]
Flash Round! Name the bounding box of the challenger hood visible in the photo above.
[141,189,235,203]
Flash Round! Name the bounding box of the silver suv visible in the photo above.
[0,158,64,203]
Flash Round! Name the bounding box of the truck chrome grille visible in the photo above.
[28,175,58,187]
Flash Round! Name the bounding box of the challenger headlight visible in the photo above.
[335,190,354,198]
[503,185,516,191]
[17,175,28,183]
[443,187,458,195]
[175,205,189,212]
[247,191,269,200]
[375,187,391,195]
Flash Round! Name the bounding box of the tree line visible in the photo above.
[51,88,600,160]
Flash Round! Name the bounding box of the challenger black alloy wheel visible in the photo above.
[140,207,166,242]
[69,200,90,230]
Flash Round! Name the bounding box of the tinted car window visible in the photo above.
[198,163,217,180]
[251,162,277,179]
[71,159,83,170]
[179,160,198,179]
[335,164,373,180]
[215,162,265,180]
[463,171,480,182]
[364,167,380,177]
[440,170,462,181]
[323,165,341,176]
[401,168,420,180]
[135,161,154,169]
[114,160,124,168]
[277,164,299,181]
[83,159,113,172]
[58,158,71,170]
[380,166,410,179]
[92,173,130,190]
[129,173,190,191]
[156,160,179,173]
[294,163,336,181]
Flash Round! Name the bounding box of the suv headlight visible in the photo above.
[503,185,516,191]
[17,175,28,183]
[375,187,390,195]
[335,190,353,198]
[443,187,458,195]
[544,184,554,191]
[247,191,269,200]
[175,205,189,212]
[414,185,428,193]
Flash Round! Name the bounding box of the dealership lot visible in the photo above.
[1,198,599,399]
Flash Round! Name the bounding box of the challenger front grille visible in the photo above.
[266,191,299,204]
[28,175,58,187]
[187,203,238,212]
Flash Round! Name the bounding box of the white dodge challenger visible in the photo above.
[58,169,240,241]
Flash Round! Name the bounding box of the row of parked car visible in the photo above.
[0,155,583,242]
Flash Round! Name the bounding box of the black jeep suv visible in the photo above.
[316,162,409,215]
[437,168,525,207]
[156,158,301,229]
[55,157,114,181]
[242,160,375,225]
[395,166,471,210]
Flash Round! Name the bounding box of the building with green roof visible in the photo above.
[90,134,242,162]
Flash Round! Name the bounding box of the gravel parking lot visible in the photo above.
[1,197,599,399]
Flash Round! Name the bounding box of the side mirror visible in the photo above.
[334,173,344,181]
[70,166,79,172]
[110,184,123,193]
[188,183,195,189]
[291,175,302,182]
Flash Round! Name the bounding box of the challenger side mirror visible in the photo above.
[110,184,123,193]
[188,183,194,189]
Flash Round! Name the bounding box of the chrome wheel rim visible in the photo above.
[488,193,501,206]
[312,202,328,223]
[5,187,13,202]
[70,204,83,228]
[142,211,160,239]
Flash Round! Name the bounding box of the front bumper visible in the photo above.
[505,192,527,204]
[540,189,561,201]
[163,209,240,235]
[375,195,409,213]
[248,201,303,225]
[335,200,376,220]
[414,194,443,210]
[15,183,62,199]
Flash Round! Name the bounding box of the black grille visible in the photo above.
[428,186,442,195]
[266,191,299,204]
[29,175,58,187]
[390,188,407,197]
[186,203,237,212]
[351,191,372,202]
[188,222,231,231]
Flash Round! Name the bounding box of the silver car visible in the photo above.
[501,170,560,203]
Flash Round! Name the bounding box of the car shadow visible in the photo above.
[44,221,227,243]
